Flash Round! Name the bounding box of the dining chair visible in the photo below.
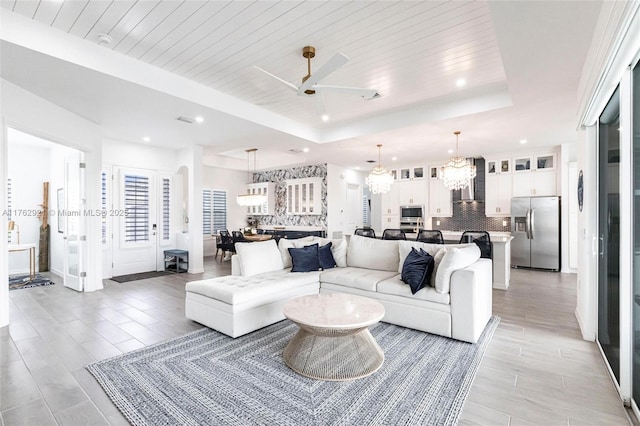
[216,230,236,261]
[382,229,407,240]
[232,231,249,244]
[459,231,492,259]
[416,230,444,244]
[354,228,376,238]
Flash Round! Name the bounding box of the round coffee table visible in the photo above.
[282,293,385,381]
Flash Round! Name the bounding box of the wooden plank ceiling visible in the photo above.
[1,0,506,126]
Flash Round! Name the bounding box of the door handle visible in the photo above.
[599,235,604,258]
[529,209,535,240]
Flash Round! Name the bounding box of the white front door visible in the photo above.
[112,168,158,276]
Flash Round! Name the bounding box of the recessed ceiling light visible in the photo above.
[355,166,360,170]
[520,139,527,144]
[321,114,330,122]
[448,149,454,154]
[303,147,309,153]
[391,156,397,161]
[456,78,466,88]
[195,116,204,123]
[142,136,150,143]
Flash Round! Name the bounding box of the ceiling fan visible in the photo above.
[255,46,381,119]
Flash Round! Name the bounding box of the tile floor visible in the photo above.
[0,259,632,425]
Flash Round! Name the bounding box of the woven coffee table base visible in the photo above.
[283,323,384,381]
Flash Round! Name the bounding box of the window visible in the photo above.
[123,174,149,242]
[202,189,212,235]
[162,178,170,241]
[202,189,227,235]
[212,190,227,234]
[362,195,369,226]
[101,172,107,244]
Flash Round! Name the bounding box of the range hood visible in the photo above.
[454,158,483,202]
[459,176,475,201]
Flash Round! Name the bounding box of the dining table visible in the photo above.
[243,234,273,242]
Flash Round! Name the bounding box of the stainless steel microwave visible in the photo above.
[400,205,424,220]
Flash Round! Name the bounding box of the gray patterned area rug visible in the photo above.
[87,317,499,426]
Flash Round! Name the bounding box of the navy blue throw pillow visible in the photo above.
[401,248,435,294]
[288,244,321,272]
[318,242,337,270]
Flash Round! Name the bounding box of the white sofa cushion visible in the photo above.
[435,244,481,294]
[320,267,399,291]
[278,236,316,268]
[377,275,450,304]
[347,235,399,272]
[235,239,284,277]
[186,269,320,305]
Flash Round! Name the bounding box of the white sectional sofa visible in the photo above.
[185,235,493,343]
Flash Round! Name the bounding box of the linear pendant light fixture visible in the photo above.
[236,148,267,207]
[366,144,394,194]
[440,131,476,190]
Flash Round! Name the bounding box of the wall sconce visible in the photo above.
[8,220,19,244]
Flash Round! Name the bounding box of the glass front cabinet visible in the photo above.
[245,182,276,215]
[286,177,322,215]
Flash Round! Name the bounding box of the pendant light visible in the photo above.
[440,131,476,190]
[366,144,394,194]
[236,149,267,206]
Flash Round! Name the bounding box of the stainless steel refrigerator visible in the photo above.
[511,196,560,271]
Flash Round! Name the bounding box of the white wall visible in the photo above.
[7,142,50,274]
[1,79,103,327]
[103,139,178,172]
[177,146,204,273]
[326,164,366,239]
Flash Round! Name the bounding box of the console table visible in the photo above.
[8,243,36,279]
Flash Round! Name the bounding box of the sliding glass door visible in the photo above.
[598,86,620,383]
[632,61,640,407]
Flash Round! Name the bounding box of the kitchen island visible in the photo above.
[402,231,513,290]
[440,231,513,290]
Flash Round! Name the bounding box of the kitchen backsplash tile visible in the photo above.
[431,202,511,232]
[432,158,511,232]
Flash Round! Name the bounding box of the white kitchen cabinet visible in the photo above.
[428,166,452,217]
[486,158,511,175]
[398,179,427,205]
[381,214,400,229]
[285,177,322,215]
[512,153,557,196]
[398,165,425,181]
[245,182,275,216]
[512,169,557,196]
[380,183,399,215]
[485,173,512,216]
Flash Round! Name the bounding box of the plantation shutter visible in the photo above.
[7,178,11,244]
[362,195,369,225]
[212,190,227,234]
[124,174,149,242]
[162,178,170,241]
[202,189,212,235]
[101,172,107,244]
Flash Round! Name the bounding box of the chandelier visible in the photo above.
[366,144,394,195]
[440,131,476,190]
[237,148,267,206]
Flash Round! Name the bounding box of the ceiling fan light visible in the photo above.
[321,113,329,122]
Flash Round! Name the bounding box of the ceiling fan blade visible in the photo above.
[314,84,381,100]
[298,52,349,95]
[254,65,298,92]
[315,90,327,119]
